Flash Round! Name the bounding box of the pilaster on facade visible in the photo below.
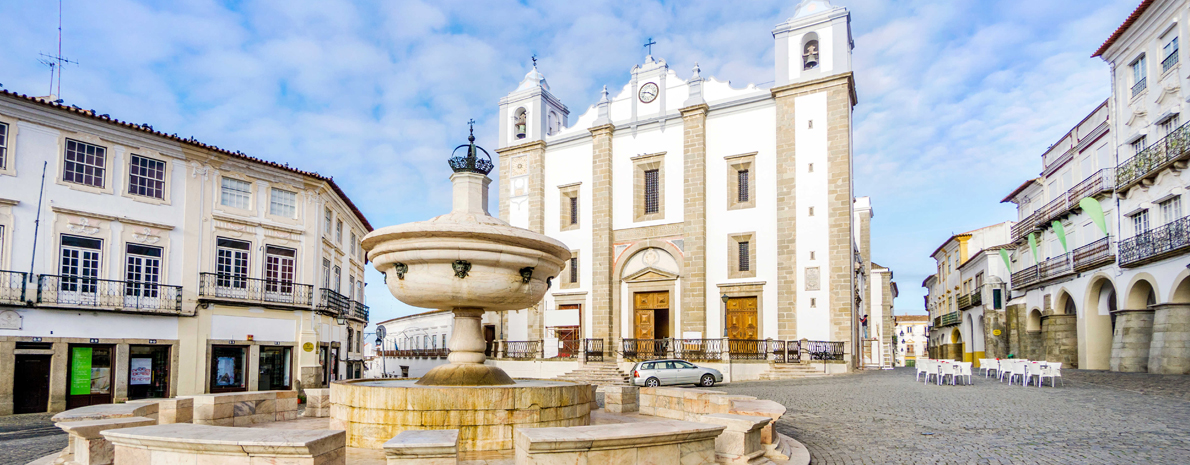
[680,104,710,337]
[772,84,800,341]
[588,124,615,349]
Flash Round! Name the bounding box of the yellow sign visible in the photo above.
[303,342,314,352]
[992,329,1002,336]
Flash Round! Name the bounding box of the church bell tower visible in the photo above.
[772,0,853,87]
[497,63,570,149]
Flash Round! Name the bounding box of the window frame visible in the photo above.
[1159,196,1183,225]
[215,237,251,289]
[219,177,253,211]
[728,232,757,279]
[268,188,298,219]
[726,153,757,210]
[560,250,580,290]
[0,121,9,172]
[559,184,581,231]
[62,138,109,190]
[632,153,665,222]
[127,154,168,201]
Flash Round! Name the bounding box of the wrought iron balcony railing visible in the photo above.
[1011,265,1039,289]
[1163,52,1179,73]
[622,338,671,360]
[957,290,983,310]
[805,340,845,361]
[1073,236,1115,271]
[0,270,28,305]
[198,273,314,308]
[377,348,449,358]
[1118,120,1190,190]
[350,300,369,322]
[1120,215,1190,267]
[727,339,767,360]
[1132,78,1148,97]
[489,340,542,359]
[672,338,723,361]
[1038,253,1073,281]
[318,288,351,315]
[937,311,959,327]
[1012,210,1042,242]
[37,275,184,314]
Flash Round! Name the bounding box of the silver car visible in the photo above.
[631,359,724,387]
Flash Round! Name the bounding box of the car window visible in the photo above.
[677,361,696,369]
[663,361,677,370]
[641,362,654,370]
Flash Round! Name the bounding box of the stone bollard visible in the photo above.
[304,388,331,417]
[384,429,460,465]
[602,385,639,413]
[699,413,771,464]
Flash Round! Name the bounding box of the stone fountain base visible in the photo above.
[330,378,594,451]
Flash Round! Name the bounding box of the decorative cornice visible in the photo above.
[495,139,546,156]
[0,198,18,206]
[770,72,856,107]
[630,151,667,161]
[724,151,759,161]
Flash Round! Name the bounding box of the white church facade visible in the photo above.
[491,0,877,368]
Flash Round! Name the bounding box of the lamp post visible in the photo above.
[721,294,730,337]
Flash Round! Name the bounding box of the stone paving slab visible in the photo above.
[716,368,1190,464]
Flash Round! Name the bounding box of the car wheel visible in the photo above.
[645,377,660,387]
[700,374,715,387]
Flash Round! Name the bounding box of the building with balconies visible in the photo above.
[1093,0,1190,374]
[924,222,1012,364]
[999,101,1118,370]
[893,314,928,367]
[0,89,372,415]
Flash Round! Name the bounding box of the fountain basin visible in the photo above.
[330,378,593,451]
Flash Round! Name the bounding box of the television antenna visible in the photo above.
[39,0,78,100]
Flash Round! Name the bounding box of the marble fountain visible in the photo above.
[342,128,590,451]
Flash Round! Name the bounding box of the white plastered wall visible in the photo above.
[794,91,830,340]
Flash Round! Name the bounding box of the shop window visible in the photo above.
[258,346,292,391]
[210,345,247,392]
[128,345,170,400]
[67,345,113,409]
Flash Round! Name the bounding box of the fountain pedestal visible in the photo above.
[418,308,514,385]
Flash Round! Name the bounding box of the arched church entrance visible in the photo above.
[618,246,681,358]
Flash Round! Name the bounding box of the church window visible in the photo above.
[559,184,580,231]
[810,251,816,260]
[810,298,817,308]
[570,196,579,224]
[644,169,660,214]
[728,232,756,279]
[547,111,561,136]
[803,39,819,70]
[561,250,580,289]
[570,257,578,283]
[514,108,528,140]
[726,153,755,210]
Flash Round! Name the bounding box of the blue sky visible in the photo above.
[0,0,1139,326]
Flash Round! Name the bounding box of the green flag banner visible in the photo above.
[1053,220,1068,253]
[1028,232,1039,264]
[1079,197,1108,236]
[999,248,1013,272]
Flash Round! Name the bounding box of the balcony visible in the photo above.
[1117,120,1190,190]
[350,300,370,322]
[1119,215,1190,267]
[1163,52,1179,73]
[0,270,28,305]
[36,275,184,315]
[957,290,982,310]
[1132,78,1147,97]
[1012,210,1042,242]
[318,288,351,314]
[1011,265,1039,289]
[1038,253,1073,281]
[1025,169,1117,240]
[1073,236,1115,271]
[934,311,959,327]
[198,273,314,309]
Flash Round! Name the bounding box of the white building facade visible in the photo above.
[893,314,928,367]
[0,90,370,415]
[495,0,869,367]
[924,222,1013,364]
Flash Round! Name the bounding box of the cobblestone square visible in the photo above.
[717,368,1190,464]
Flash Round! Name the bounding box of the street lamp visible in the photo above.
[335,308,347,326]
[720,294,730,337]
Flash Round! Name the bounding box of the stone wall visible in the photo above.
[983,309,1010,359]
[1149,304,1190,374]
[1111,309,1155,372]
[589,124,615,351]
[1043,314,1078,368]
[680,104,709,337]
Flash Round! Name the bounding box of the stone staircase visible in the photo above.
[757,362,830,380]
[554,362,632,386]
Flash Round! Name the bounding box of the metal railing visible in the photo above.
[622,338,670,360]
[1118,119,1190,189]
[1069,168,1115,203]
[1039,253,1073,281]
[37,275,183,314]
[318,288,351,314]
[584,338,605,362]
[957,290,982,310]
[673,338,724,361]
[1120,215,1190,267]
[1012,210,1041,242]
[377,348,449,358]
[198,272,314,307]
[350,301,369,321]
[1164,52,1179,73]
[1132,78,1148,97]
[1073,236,1114,271]
[1011,265,1039,289]
[727,339,767,360]
[805,340,845,361]
[0,270,27,305]
[934,311,959,328]
[770,340,801,363]
[498,340,543,359]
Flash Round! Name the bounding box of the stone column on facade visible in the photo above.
[589,124,616,353]
[1147,303,1190,375]
[770,86,799,341]
[0,340,14,415]
[680,104,709,338]
[1042,314,1078,368]
[1110,308,1156,372]
[824,78,855,357]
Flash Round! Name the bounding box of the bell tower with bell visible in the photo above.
[497,58,570,149]
[772,0,853,87]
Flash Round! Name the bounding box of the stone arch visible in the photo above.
[1027,308,1042,332]
[1171,270,1190,304]
[1082,275,1117,370]
[611,240,686,345]
[1126,275,1159,310]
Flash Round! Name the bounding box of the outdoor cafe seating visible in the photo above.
[915,358,1063,387]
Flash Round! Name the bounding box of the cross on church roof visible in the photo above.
[532,55,537,68]
[644,38,656,56]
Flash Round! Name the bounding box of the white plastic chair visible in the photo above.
[999,360,1015,382]
[979,359,998,378]
[916,359,931,382]
[956,362,973,385]
[1006,360,1029,385]
[1039,362,1064,387]
[1023,361,1045,387]
[938,361,957,385]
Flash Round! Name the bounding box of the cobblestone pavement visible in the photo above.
[0,412,66,465]
[716,368,1190,464]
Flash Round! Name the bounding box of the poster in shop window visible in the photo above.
[130,358,153,385]
[215,356,238,386]
[70,347,93,395]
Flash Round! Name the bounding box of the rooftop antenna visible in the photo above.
[39,0,77,101]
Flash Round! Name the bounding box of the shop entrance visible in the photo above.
[66,345,114,409]
[210,345,248,393]
[128,345,170,400]
[258,346,292,391]
[13,354,51,414]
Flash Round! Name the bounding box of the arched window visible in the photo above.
[802,34,820,70]
[514,108,528,140]
[547,111,558,136]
